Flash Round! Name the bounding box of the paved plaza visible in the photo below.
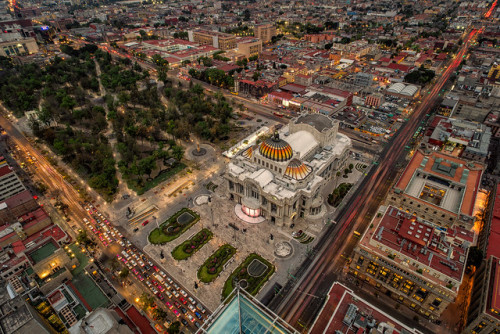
[142,158,367,311]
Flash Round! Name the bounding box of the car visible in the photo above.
[151,287,158,294]
[196,303,206,313]
[158,285,165,292]
[179,297,187,305]
[188,304,196,312]
[133,228,139,232]
[166,302,173,309]
[173,283,180,291]
[180,290,188,297]
[165,291,173,299]
[187,297,196,305]
[164,283,171,290]
[194,311,203,320]
[138,275,144,281]
[173,309,180,317]
[142,220,149,226]
[180,319,188,326]
[180,307,187,314]
[153,265,159,272]
[194,322,201,329]
[172,290,180,298]
[147,260,154,267]
[156,293,164,300]
[174,301,181,309]
[187,314,195,322]
[146,281,152,288]
[159,271,167,278]
[166,277,173,284]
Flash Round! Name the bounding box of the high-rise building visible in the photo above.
[197,286,298,333]
[465,183,500,333]
[349,205,473,320]
[254,24,276,44]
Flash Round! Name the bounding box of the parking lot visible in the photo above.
[83,202,209,332]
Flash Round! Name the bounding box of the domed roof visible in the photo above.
[242,146,253,159]
[259,134,293,162]
[284,159,312,180]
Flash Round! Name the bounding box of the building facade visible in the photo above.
[225,114,350,227]
[254,24,276,44]
[237,38,262,58]
[350,206,473,320]
[188,29,236,51]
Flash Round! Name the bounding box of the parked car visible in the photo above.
[142,220,149,226]
[194,311,203,320]
[181,318,188,326]
[180,290,188,297]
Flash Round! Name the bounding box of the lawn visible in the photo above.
[198,244,236,283]
[222,253,275,300]
[148,208,200,244]
[132,163,186,196]
[171,229,213,260]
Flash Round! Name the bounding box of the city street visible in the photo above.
[268,25,484,334]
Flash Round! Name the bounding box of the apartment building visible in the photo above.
[237,38,262,58]
[188,29,236,51]
[388,149,484,229]
[350,205,473,320]
[254,23,276,44]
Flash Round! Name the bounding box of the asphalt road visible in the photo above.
[0,111,206,333]
[270,27,482,333]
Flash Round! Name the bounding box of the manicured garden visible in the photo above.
[171,229,213,260]
[148,208,200,244]
[222,253,275,300]
[198,244,236,283]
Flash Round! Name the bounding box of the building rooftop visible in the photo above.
[295,113,334,133]
[395,150,484,217]
[309,282,421,334]
[359,206,471,285]
[197,287,298,334]
[27,239,59,264]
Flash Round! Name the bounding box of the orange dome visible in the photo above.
[284,159,312,180]
[259,136,293,162]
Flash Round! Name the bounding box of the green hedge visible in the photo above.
[171,229,213,260]
[222,253,275,300]
[198,244,236,283]
[148,208,200,244]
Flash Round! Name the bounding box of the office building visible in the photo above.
[188,29,236,51]
[349,205,473,319]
